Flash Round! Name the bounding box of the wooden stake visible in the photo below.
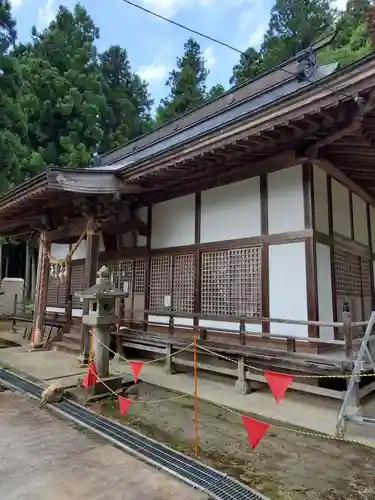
[193,333,199,460]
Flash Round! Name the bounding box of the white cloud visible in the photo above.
[140,0,188,17]
[203,46,216,70]
[37,0,56,29]
[235,7,268,51]
[10,0,24,8]
[139,0,256,18]
[334,0,348,10]
[138,62,168,84]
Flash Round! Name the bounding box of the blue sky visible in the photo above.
[10,0,347,109]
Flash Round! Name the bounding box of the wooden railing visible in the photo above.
[115,302,371,361]
[6,294,73,328]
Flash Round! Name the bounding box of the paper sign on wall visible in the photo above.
[164,295,171,307]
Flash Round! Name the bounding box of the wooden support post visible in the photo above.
[164,343,175,374]
[5,243,9,278]
[343,300,353,361]
[0,242,3,282]
[235,355,251,394]
[343,301,360,411]
[239,319,246,345]
[11,294,17,332]
[168,315,174,335]
[31,232,49,348]
[24,242,31,300]
[78,220,100,363]
[31,247,37,300]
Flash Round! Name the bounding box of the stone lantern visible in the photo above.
[76,265,128,378]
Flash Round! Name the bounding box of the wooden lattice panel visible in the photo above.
[361,257,372,298]
[149,256,172,311]
[134,259,146,293]
[334,248,362,297]
[173,254,195,313]
[201,247,261,317]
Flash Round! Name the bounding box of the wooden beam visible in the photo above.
[316,158,375,207]
[136,151,298,206]
[260,174,269,334]
[303,162,318,339]
[104,216,149,237]
[45,222,86,243]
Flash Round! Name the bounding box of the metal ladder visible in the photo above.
[336,311,375,437]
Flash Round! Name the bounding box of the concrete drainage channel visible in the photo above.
[0,369,270,500]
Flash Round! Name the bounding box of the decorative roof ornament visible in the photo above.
[295,46,317,83]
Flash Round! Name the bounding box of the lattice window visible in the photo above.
[71,263,84,309]
[334,248,362,298]
[134,259,146,293]
[149,256,172,311]
[201,247,261,317]
[361,257,372,298]
[173,254,195,313]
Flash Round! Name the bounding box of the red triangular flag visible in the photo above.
[264,371,294,403]
[82,361,97,389]
[118,396,132,416]
[242,415,269,449]
[130,361,143,383]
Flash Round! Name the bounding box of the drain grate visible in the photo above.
[0,369,270,500]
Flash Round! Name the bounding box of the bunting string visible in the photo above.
[77,330,375,451]
[92,331,193,366]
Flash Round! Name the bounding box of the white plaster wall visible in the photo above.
[50,236,105,262]
[137,206,148,247]
[316,243,334,340]
[267,165,304,234]
[313,166,329,234]
[200,178,261,243]
[370,205,375,252]
[148,316,194,328]
[46,306,82,317]
[331,179,351,238]
[269,242,308,337]
[151,194,195,248]
[352,194,368,246]
[199,319,262,333]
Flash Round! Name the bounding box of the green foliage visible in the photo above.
[98,45,153,153]
[230,0,372,87]
[0,0,28,191]
[156,38,209,124]
[0,0,374,193]
[206,84,226,100]
[18,5,106,169]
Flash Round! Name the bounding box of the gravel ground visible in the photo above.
[91,381,375,500]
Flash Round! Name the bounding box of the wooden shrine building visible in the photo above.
[2,43,375,398]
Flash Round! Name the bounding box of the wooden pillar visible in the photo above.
[303,161,319,339]
[24,242,31,300]
[78,220,100,362]
[63,250,73,332]
[0,242,3,282]
[235,355,251,394]
[5,242,9,278]
[31,232,49,348]
[31,247,37,300]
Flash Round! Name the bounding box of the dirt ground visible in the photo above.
[90,382,375,500]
